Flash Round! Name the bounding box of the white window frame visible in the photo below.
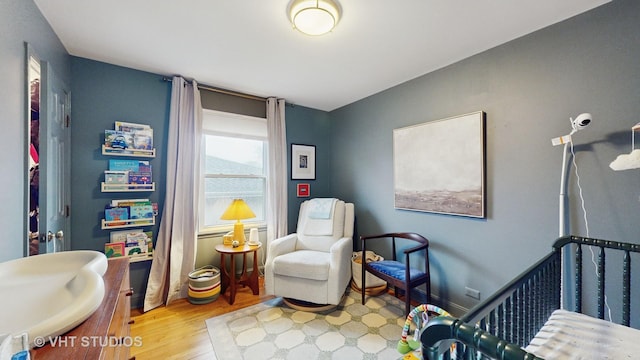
[198,109,268,235]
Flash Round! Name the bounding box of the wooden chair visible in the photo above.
[360,232,431,316]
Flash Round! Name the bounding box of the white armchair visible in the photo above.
[265,199,355,306]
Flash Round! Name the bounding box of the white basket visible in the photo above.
[351,251,387,289]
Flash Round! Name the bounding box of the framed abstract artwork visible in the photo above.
[291,144,316,180]
[393,111,486,218]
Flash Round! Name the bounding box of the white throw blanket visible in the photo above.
[525,309,640,359]
[308,198,337,219]
[303,198,337,236]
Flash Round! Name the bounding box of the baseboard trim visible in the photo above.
[409,288,469,317]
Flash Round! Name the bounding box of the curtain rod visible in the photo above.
[162,76,266,103]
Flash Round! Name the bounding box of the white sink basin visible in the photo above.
[0,251,107,348]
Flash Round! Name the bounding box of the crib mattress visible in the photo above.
[525,309,640,359]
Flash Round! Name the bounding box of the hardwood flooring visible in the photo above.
[130,276,273,360]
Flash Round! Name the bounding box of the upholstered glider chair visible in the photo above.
[360,232,431,316]
[265,198,355,308]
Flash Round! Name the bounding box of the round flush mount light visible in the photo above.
[288,0,341,36]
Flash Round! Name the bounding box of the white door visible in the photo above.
[39,62,71,253]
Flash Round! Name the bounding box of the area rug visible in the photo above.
[205,289,408,360]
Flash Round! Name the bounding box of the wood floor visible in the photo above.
[130,276,273,360]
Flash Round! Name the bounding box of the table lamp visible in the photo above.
[220,199,256,245]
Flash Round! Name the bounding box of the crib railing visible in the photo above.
[421,235,640,360]
[554,236,640,326]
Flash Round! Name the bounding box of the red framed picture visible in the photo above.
[297,183,310,197]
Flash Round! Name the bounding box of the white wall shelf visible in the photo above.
[101,216,156,230]
[101,182,155,192]
[102,145,156,158]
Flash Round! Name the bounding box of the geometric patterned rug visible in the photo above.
[205,289,409,360]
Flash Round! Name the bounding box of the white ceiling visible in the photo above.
[34,0,610,112]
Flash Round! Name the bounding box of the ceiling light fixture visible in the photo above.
[288,0,341,36]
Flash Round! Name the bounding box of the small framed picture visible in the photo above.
[297,183,310,197]
[291,144,316,180]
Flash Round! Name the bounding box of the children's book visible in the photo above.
[104,170,129,184]
[105,206,129,226]
[109,159,140,172]
[115,121,151,132]
[129,203,154,219]
[105,242,125,258]
[104,130,134,149]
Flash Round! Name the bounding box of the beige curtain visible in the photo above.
[266,98,288,242]
[144,76,202,311]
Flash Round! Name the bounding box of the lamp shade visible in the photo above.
[220,199,256,221]
[289,0,341,36]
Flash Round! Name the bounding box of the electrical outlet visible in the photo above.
[465,286,481,300]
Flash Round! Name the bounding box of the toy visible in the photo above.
[397,304,455,357]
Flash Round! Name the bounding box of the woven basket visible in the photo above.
[188,265,221,305]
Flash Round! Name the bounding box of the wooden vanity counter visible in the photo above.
[31,257,132,359]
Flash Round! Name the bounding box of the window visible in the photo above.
[199,110,267,233]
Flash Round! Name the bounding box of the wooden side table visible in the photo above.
[215,242,261,304]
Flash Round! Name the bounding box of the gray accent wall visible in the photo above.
[0,0,70,262]
[329,0,640,311]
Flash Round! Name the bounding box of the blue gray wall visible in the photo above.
[70,57,171,308]
[286,104,332,229]
[0,0,70,262]
[330,0,640,313]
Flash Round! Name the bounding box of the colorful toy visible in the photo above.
[397,304,455,357]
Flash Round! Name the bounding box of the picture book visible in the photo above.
[126,244,146,257]
[129,172,152,188]
[111,198,150,207]
[104,130,134,149]
[129,203,154,220]
[126,231,149,246]
[114,122,154,151]
[105,242,125,258]
[115,121,150,132]
[110,229,143,243]
[132,129,153,150]
[104,170,129,184]
[109,159,140,172]
[105,206,129,226]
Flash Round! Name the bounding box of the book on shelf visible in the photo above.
[115,121,150,132]
[104,206,129,226]
[109,229,153,257]
[125,231,148,256]
[110,198,151,207]
[110,229,143,243]
[109,159,144,172]
[128,172,152,189]
[112,121,154,151]
[108,160,152,187]
[105,242,125,258]
[110,199,154,221]
[104,170,129,184]
[132,129,153,150]
[104,130,134,149]
[129,203,154,219]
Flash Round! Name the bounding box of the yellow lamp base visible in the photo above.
[233,221,245,245]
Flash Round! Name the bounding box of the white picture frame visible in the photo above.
[291,144,316,180]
